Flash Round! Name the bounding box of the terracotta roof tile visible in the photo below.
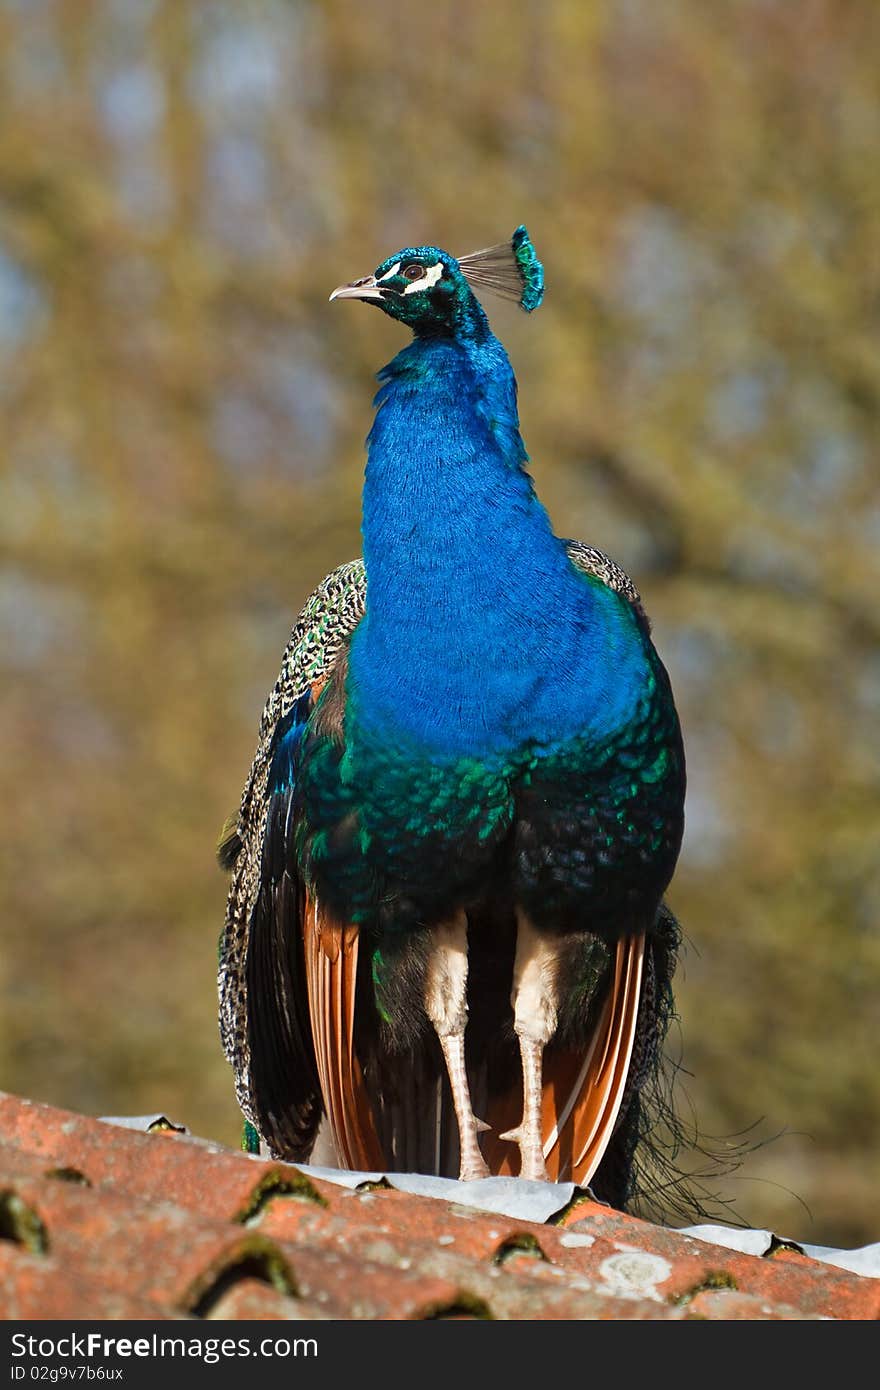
[0,1090,875,1321]
[0,1246,187,1321]
[0,1092,328,1222]
[204,1277,328,1321]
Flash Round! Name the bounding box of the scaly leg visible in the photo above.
[424,912,489,1181]
[500,912,559,1181]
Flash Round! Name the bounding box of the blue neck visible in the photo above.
[351,330,648,756]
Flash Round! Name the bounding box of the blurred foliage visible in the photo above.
[0,0,877,1247]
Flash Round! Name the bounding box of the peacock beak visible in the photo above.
[329,275,386,303]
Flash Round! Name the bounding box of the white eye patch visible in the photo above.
[403,261,444,295]
[377,262,401,282]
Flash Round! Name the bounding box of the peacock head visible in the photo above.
[329,226,544,337]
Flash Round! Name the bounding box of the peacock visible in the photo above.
[218,228,688,1210]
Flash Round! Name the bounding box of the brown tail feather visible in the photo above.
[302,895,385,1170]
[563,934,644,1183]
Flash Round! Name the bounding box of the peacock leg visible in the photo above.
[424,911,490,1181]
[500,911,558,1181]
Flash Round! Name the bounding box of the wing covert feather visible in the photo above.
[218,560,366,1155]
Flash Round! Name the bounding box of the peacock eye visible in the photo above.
[403,263,425,281]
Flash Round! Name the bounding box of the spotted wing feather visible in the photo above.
[218,560,365,1153]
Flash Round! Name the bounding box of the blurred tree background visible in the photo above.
[0,0,877,1247]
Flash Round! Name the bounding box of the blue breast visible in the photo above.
[349,330,652,760]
